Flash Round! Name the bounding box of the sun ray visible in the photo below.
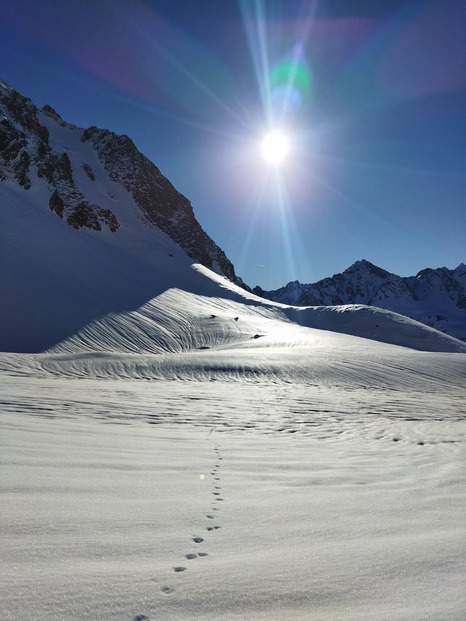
[238,0,275,125]
[235,173,271,275]
[273,167,297,280]
[146,38,249,128]
[130,7,251,129]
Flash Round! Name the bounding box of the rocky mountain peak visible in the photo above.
[0,80,42,134]
[41,103,74,129]
[0,81,242,286]
[80,125,239,283]
[261,262,466,342]
[0,81,111,232]
[345,259,392,279]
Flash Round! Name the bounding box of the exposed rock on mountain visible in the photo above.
[0,80,239,282]
[0,83,120,232]
[80,126,237,282]
[258,260,466,341]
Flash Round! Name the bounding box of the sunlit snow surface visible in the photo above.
[2,289,466,620]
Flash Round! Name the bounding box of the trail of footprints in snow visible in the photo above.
[160,444,224,596]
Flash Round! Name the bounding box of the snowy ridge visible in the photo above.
[0,265,462,385]
[260,259,466,341]
[46,275,466,358]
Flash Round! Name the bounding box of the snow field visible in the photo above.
[2,373,465,620]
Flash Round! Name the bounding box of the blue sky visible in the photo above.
[2,0,465,289]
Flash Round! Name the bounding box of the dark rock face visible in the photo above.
[49,189,65,217]
[42,104,70,128]
[1,84,43,134]
[81,126,240,283]
[37,151,74,185]
[13,149,31,189]
[0,118,30,186]
[82,162,95,181]
[67,201,101,230]
[0,118,25,156]
[64,201,119,232]
[0,80,119,234]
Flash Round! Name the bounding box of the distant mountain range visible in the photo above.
[255,259,466,342]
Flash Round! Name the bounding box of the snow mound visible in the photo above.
[42,263,466,359]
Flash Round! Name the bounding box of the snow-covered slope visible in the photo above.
[259,259,466,342]
[2,372,464,621]
[0,80,245,352]
[1,81,465,359]
[0,80,238,282]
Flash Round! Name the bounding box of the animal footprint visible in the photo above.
[207,525,221,531]
[185,553,197,560]
[173,566,187,573]
[192,536,204,544]
[161,586,174,594]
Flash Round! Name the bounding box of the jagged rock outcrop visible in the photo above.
[80,126,238,283]
[0,80,120,233]
[259,260,466,341]
[0,79,244,285]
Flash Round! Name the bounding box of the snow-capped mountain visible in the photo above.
[0,80,248,351]
[257,259,466,342]
[0,80,239,281]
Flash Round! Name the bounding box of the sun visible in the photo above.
[260,130,290,165]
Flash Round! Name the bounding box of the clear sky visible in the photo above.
[2,0,465,290]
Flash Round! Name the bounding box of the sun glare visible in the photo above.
[260,130,290,165]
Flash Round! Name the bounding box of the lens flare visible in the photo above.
[270,59,311,97]
[269,58,312,118]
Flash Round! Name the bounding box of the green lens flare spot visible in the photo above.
[270,60,311,97]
